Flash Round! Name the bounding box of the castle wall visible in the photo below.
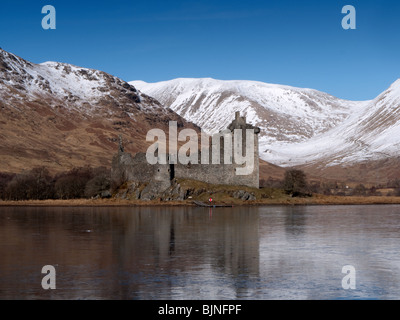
[173,132,259,188]
[112,152,155,184]
[175,163,232,186]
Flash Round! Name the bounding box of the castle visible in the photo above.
[111,112,261,191]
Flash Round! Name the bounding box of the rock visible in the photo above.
[134,188,141,200]
[140,181,169,201]
[101,190,112,198]
[232,190,256,201]
[120,190,128,200]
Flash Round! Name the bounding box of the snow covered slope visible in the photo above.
[130,78,377,167]
[130,78,358,140]
[0,48,171,117]
[270,79,400,167]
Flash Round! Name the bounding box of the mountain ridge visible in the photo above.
[131,77,400,184]
[0,49,199,174]
[2,47,399,185]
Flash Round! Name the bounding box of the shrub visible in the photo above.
[387,178,400,188]
[308,181,321,194]
[283,169,309,196]
[2,166,113,200]
[351,184,367,196]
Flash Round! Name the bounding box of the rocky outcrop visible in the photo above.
[231,190,256,201]
[113,178,259,202]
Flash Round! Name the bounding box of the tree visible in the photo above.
[308,181,321,194]
[5,167,54,200]
[351,184,366,196]
[55,175,86,199]
[0,172,15,200]
[27,167,55,200]
[283,169,308,196]
[54,166,94,199]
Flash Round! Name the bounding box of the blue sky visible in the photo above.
[1,0,399,100]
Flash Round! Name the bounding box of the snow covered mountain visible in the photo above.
[131,78,400,183]
[1,48,172,117]
[268,79,400,167]
[2,46,399,184]
[130,78,358,141]
[0,49,198,173]
[129,78,366,161]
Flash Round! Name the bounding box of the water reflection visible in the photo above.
[283,206,307,237]
[105,207,260,299]
[0,206,260,299]
[0,205,400,299]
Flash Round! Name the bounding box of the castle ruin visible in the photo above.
[111,112,261,192]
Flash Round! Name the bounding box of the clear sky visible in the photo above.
[1,0,399,101]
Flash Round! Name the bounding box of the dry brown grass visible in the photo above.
[251,194,400,206]
[0,198,190,207]
[2,194,400,207]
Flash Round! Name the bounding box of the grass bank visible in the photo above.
[2,194,400,207]
[2,178,400,207]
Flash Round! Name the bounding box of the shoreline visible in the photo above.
[2,195,400,207]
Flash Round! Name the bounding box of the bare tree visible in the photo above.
[54,166,94,199]
[5,167,54,200]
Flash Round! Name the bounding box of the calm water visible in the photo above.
[0,205,400,300]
